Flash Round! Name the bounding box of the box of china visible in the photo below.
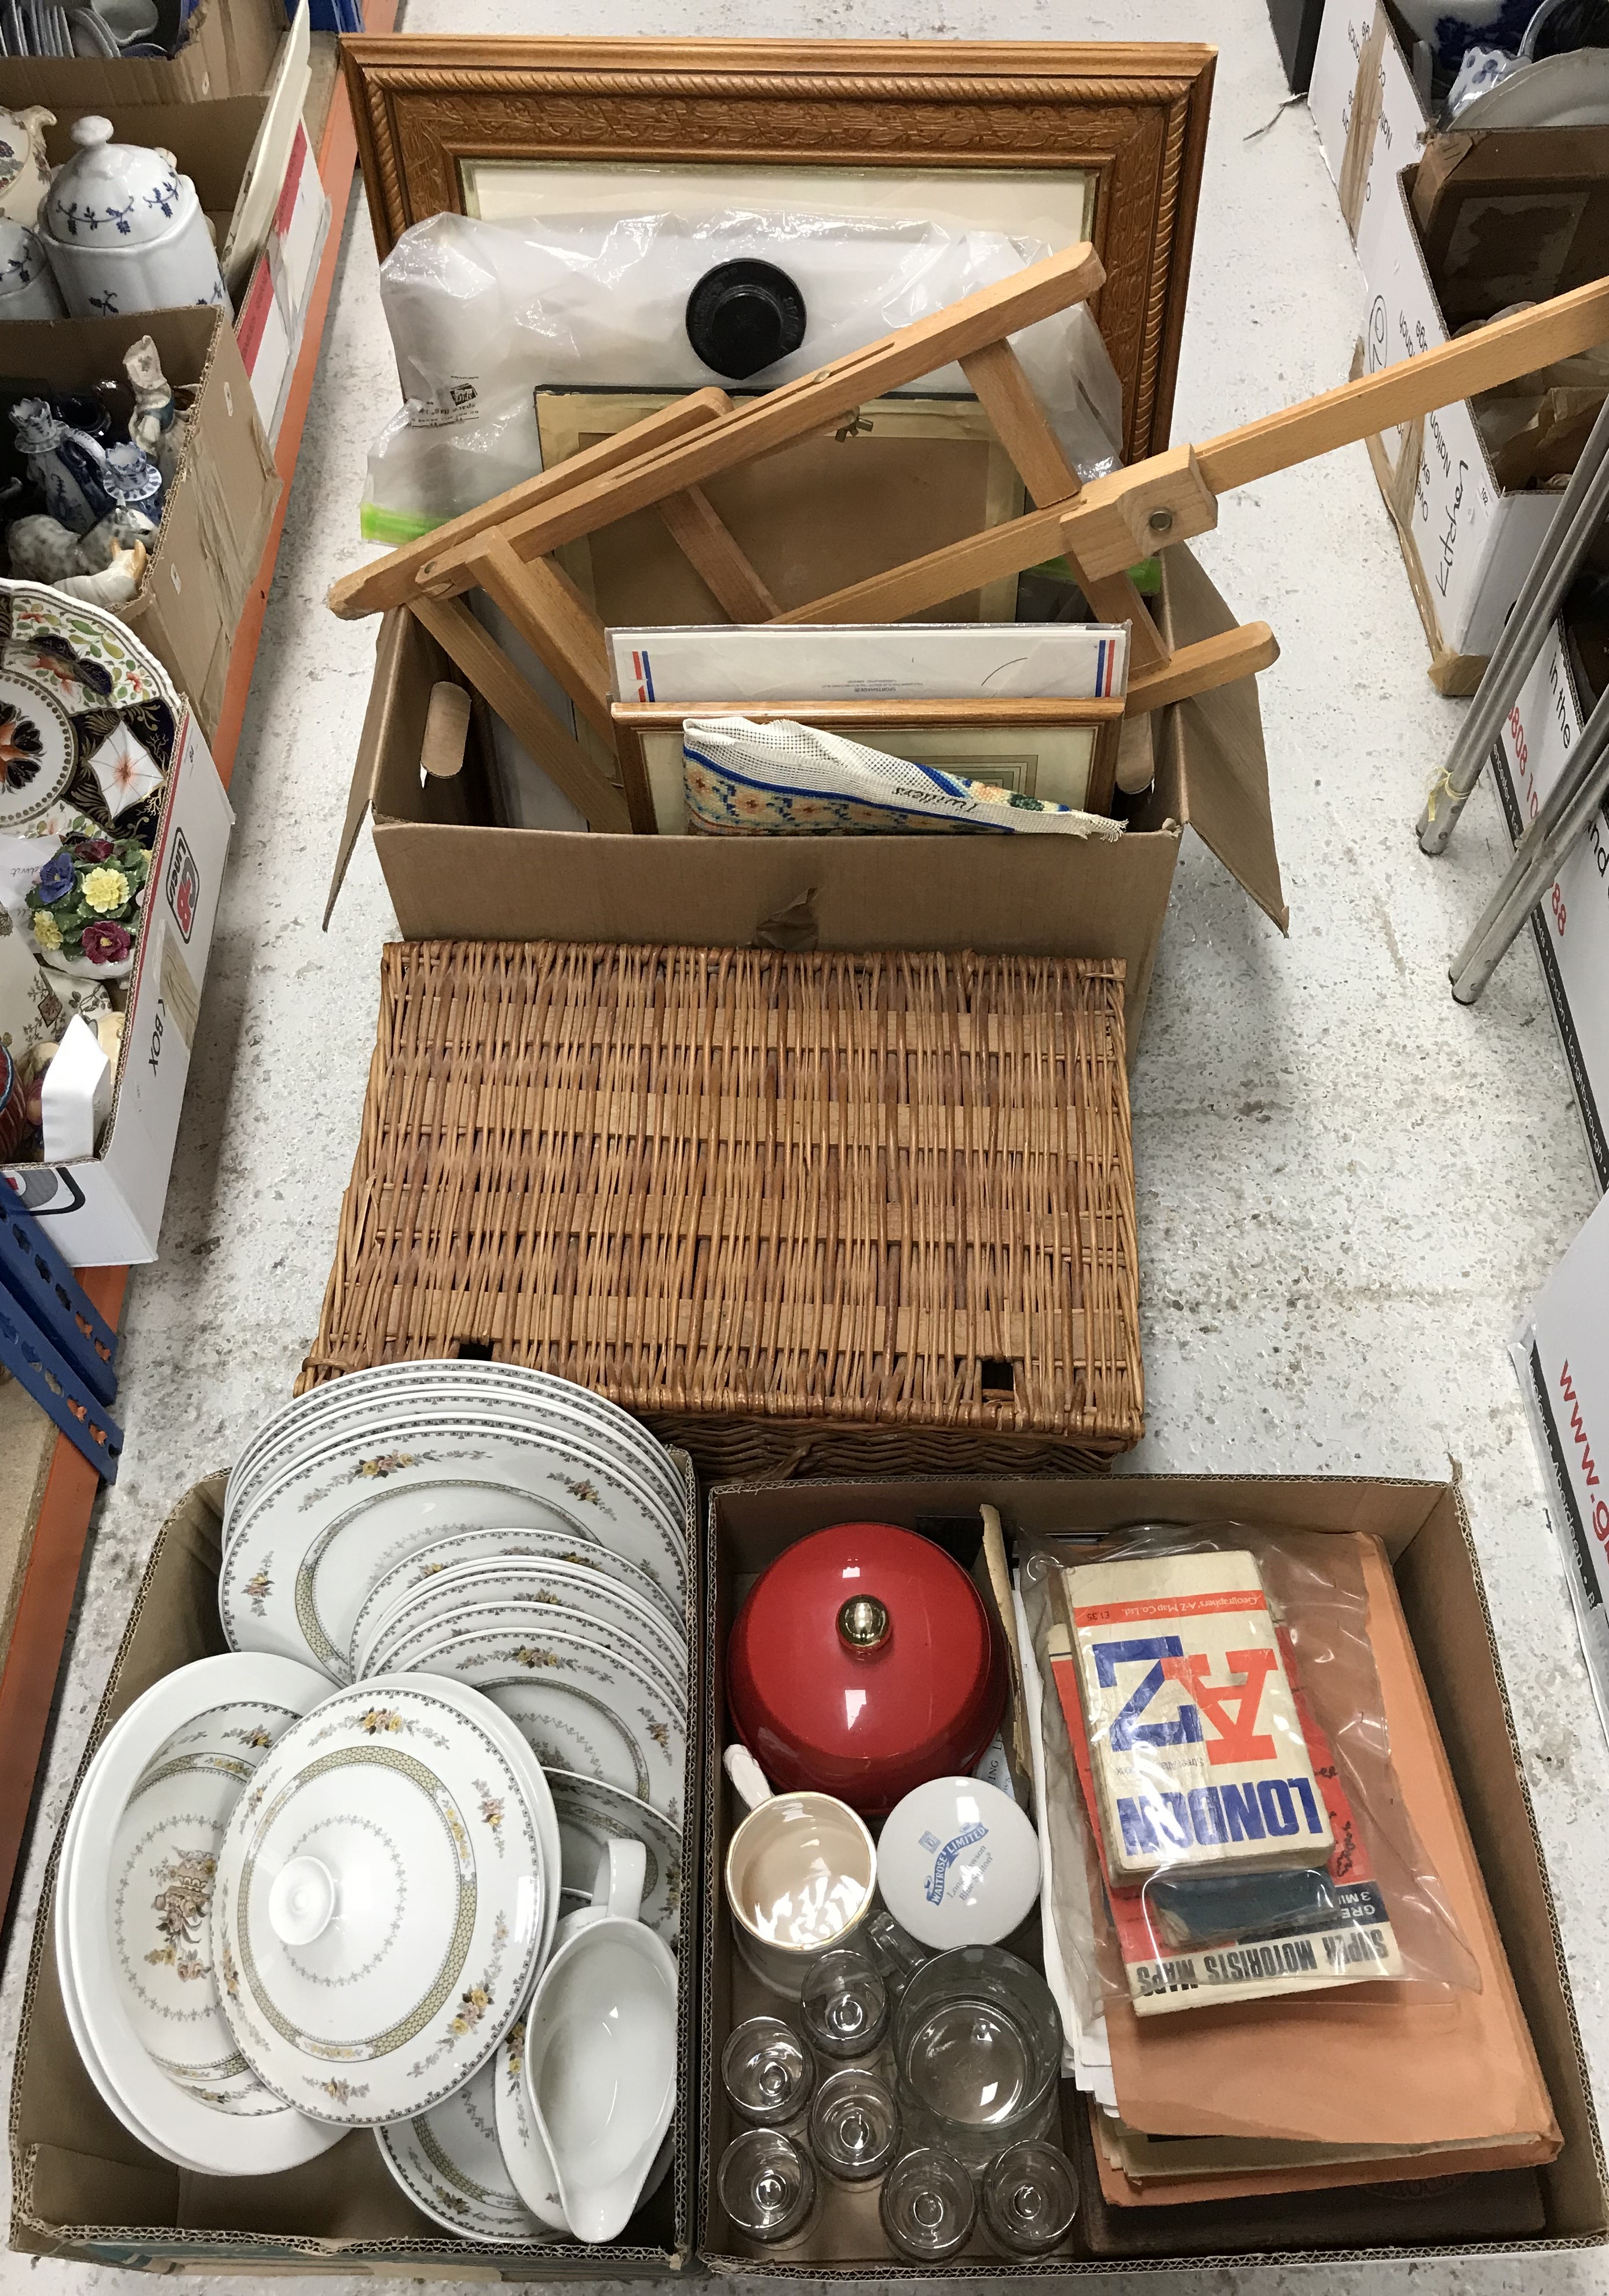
[696,1476,1608,2272]
[9,1463,704,2277]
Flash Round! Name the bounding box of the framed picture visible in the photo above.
[536,389,1025,628]
[341,37,1215,460]
[611,697,1125,834]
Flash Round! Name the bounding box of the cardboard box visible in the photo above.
[236,122,331,443]
[1359,168,1558,689]
[10,1462,703,2273]
[1410,126,1609,327]
[1307,1,1427,278]
[38,48,312,309]
[699,1476,1607,2271]
[1,710,233,1266]
[1489,620,1609,1189]
[326,546,1289,1060]
[0,0,285,107]
[0,306,280,733]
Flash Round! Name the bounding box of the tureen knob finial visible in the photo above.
[838,1594,890,1651]
[71,116,114,151]
[268,1855,338,1946]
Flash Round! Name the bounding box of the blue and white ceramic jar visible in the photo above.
[39,117,228,322]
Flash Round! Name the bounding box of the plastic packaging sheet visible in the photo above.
[1016,1525,1478,2024]
[362,209,1126,541]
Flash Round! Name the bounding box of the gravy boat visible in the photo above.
[520,1839,678,2244]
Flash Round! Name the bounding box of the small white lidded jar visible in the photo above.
[39,117,228,323]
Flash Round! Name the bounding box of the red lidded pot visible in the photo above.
[727,1521,1006,1816]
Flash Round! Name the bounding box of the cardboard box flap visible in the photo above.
[1162,543,1289,931]
[324,609,411,929]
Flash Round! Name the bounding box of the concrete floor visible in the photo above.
[4,0,1609,2290]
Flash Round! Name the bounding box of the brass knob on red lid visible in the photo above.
[838,1595,890,1651]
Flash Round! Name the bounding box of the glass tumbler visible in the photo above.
[723,2016,815,2127]
[981,2141,1079,2257]
[879,2147,978,2262]
[718,2129,817,2246]
[809,2067,901,2184]
[800,1947,889,2060]
[893,1945,1062,2169]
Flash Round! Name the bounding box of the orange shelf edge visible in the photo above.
[0,3,399,1923]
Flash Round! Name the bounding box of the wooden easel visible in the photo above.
[330,245,1609,831]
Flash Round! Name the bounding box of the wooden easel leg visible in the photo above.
[657,488,781,620]
[466,535,617,744]
[408,595,631,833]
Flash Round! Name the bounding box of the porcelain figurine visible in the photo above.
[11,399,114,532]
[7,500,156,582]
[123,333,187,484]
[0,107,55,231]
[57,535,147,607]
[0,219,65,320]
[39,118,228,322]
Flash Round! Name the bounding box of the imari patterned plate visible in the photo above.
[347,1527,683,1678]
[0,579,178,838]
[361,1557,687,1689]
[375,2057,555,2243]
[225,1363,688,1530]
[58,1654,342,2176]
[210,1677,548,2127]
[220,1417,688,1680]
[390,1616,685,1827]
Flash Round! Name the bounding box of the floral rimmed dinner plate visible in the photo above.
[58,1653,343,2176]
[547,1771,681,1945]
[375,2056,556,2243]
[210,1676,548,2127]
[361,1556,686,1689]
[222,1386,689,1568]
[221,1419,687,1678]
[347,1527,683,1676]
[226,1363,688,1529]
[394,1618,685,1826]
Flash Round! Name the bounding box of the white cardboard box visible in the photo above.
[1,713,234,1265]
[1363,168,1556,671]
[1308,1,1426,279]
[1515,1191,1609,1744]
[1490,623,1609,1186]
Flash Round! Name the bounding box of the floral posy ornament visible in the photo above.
[28,820,149,974]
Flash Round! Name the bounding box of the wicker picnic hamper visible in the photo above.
[299,940,1143,1476]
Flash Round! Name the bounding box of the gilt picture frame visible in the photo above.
[340,37,1215,461]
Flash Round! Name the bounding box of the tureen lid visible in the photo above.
[43,118,191,250]
[211,1677,547,2125]
[726,1522,1006,1815]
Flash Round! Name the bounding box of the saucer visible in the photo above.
[363,1557,686,1688]
[375,2056,555,2243]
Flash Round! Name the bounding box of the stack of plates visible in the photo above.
[53,1366,689,2241]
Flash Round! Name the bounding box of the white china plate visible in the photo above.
[362,1557,686,1688]
[395,1618,686,1824]
[374,2057,555,2243]
[547,1772,681,1945]
[221,1418,686,1676]
[60,1655,343,2175]
[109,1690,323,2091]
[1454,49,1609,127]
[210,1676,547,2127]
[348,1527,683,1675]
[226,1363,686,1528]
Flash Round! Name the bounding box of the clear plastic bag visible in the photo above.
[1016,1524,1478,2021]
[361,209,1125,542]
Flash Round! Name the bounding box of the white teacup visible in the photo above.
[723,1745,877,1998]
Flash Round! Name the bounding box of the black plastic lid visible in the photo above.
[685,260,807,382]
